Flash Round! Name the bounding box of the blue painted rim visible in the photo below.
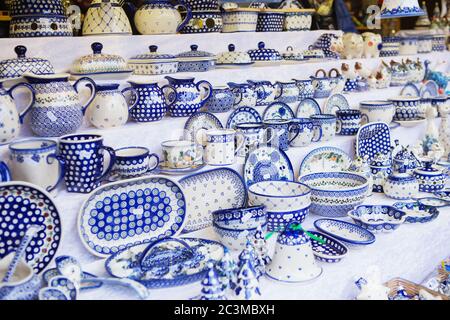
[314,218,376,245]
[248,180,311,198]
[9,138,57,152]
[348,205,406,225]
[299,172,368,193]
[299,147,351,176]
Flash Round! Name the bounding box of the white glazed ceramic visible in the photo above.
[113,146,159,178]
[205,129,244,166]
[399,37,419,55]
[161,140,202,169]
[82,0,132,35]
[235,122,274,158]
[384,170,419,200]
[360,100,396,124]
[221,8,258,33]
[341,33,364,59]
[310,114,337,142]
[362,32,382,58]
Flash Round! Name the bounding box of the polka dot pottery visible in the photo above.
[390,96,420,121]
[221,7,258,33]
[179,11,223,34]
[128,45,179,76]
[348,205,406,233]
[78,176,187,257]
[306,230,348,263]
[256,10,284,32]
[176,45,216,72]
[380,37,400,57]
[310,33,343,59]
[247,42,282,62]
[356,122,392,163]
[113,146,160,178]
[413,159,447,193]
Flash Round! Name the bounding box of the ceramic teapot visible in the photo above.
[0,81,35,144]
[384,166,419,200]
[20,73,96,137]
[134,0,193,35]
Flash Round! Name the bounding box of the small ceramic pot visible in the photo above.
[399,37,418,55]
[179,11,223,33]
[390,96,420,121]
[161,140,203,168]
[360,100,396,124]
[235,122,274,158]
[263,119,296,151]
[205,129,245,166]
[289,118,321,147]
[248,80,277,106]
[274,81,300,105]
[335,110,362,136]
[384,169,419,200]
[256,11,284,32]
[227,82,258,108]
[204,86,235,113]
[413,159,447,193]
[310,114,337,142]
[127,45,179,75]
[370,154,392,193]
[311,69,332,99]
[292,79,315,100]
[284,11,313,31]
[221,8,258,33]
[114,147,159,178]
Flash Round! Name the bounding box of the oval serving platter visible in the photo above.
[179,168,247,233]
[0,182,62,274]
[78,176,187,257]
[314,218,376,246]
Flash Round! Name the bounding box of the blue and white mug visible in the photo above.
[390,96,420,121]
[310,114,337,141]
[263,119,296,151]
[311,69,332,98]
[289,118,322,147]
[205,129,245,166]
[227,82,258,108]
[114,147,159,178]
[335,110,362,136]
[59,134,116,193]
[235,122,275,158]
[8,139,65,192]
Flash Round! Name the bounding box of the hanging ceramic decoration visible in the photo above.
[323,93,350,115]
[78,176,187,257]
[420,80,439,98]
[295,98,321,118]
[0,182,61,274]
[105,238,225,289]
[380,0,425,19]
[244,146,294,187]
[184,112,223,146]
[262,102,294,121]
[82,0,132,36]
[179,168,247,233]
[226,107,262,129]
[356,122,392,162]
[299,146,352,176]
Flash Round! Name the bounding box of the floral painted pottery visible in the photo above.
[183,111,223,146]
[113,147,159,178]
[348,205,406,233]
[176,44,215,72]
[38,287,69,300]
[235,122,274,158]
[380,36,400,57]
[256,8,284,32]
[263,102,294,121]
[221,6,258,33]
[161,140,202,169]
[390,96,420,121]
[413,159,447,193]
[226,106,261,129]
[311,69,333,98]
[247,80,277,106]
[82,0,132,35]
[21,73,96,137]
[335,110,362,136]
[369,152,393,193]
[392,144,421,173]
[299,147,351,176]
[134,0,192,35]
[205,129,244,166]
[289,118,321,147]
[123,81,174,122]
[323,93,349,115]
[299,171,368,217]
[314,218,375,247]
[0,161,11,182]
[59,134,116,193]
[292,79,315,100]
[85,83,129,129]
[274,81,300,105]
[266,224,322,283]
[9,0,73,37]
[392,201,439,224]
[310,114,337,142]
[398,37,419,55]
[263,119,295,151]
[248,181,311,232]
[380,0,424,18]
[0,46,54,81]
[306,230,348,263]
[8,139,65,192]
[212,206,266,251]
[227,82,258,108]
[204,86,235,113]
[0,81,35,144]
[165,76,212,117]
[359,100,396,124]
[384,167,419,200]
[179,11,223,33]
[128,45,178,76]
[216,44,253,67]
[247,42,282,62]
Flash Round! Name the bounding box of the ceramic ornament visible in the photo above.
[252,225,271,267]
[355,266,389,300]
[216,248,237,291]
[234,249,261,300]
[199,262,227,300]
[421,105,441,156]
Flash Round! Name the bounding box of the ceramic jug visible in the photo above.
[82,0,132,36]
[20,74,96,137]
[274,81,300,105]
[134,0,192,35]
[0,81,35,144]
[164,76,212,117]
[247,80,277,106]
[227,82,258,108]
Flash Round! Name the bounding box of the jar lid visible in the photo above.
[177,45,215,62]
[216,44,252,65]
[414,159,444,176]
[247,42,282,61]
[71,42,129,75]
[0,45,54,80]
[129,45,176,63]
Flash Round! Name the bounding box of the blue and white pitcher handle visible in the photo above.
[139,237,193,271]
[0,161,11,182]
[234,131,246,155]
[8,82,36,124]
[274,83,283,100]
[46,154,66,192]
[121,86,139,110]
[175,0,192,32]
[73,77,97,115]
[161,84,177,108]
[196,80,213,106]
[98,146,116,182]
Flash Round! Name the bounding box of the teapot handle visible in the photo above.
[8,82,36,124]
[175,0,192,32]
[45,154,66,192]
[196,80,213,106]
[328,68,341,78]
[121,86,139,110]
[97,146,116,182]
[73,77,97,115]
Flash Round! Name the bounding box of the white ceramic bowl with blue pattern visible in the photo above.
[348,205,406,233]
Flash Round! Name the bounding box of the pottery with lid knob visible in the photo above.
[413,158,447,193]
[128,45,179,75]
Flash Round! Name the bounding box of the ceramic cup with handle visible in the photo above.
[359,100,396,124]
[205,129,245,166]
[310,114,337,141]
[289,118,322,147]
[310,69,332,99]
[335,109,362,136]
[235,122,275,158]
[59,134,116,193]
[8,139,65,192]
[263,119,297,151]
[114,146,159,178]
[161,140,203,168]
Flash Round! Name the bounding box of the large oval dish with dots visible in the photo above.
[78,176,187,257]
[0,182,62,274]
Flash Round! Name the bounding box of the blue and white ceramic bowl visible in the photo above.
[212,205,267,251]
[348,205,406,233]
[359,100,396,124]
[392,201,439,224]
[390,96,420,121]
[307,230,348,263]
[314,218,376,247]
[299,172,368,217]
[248,181,311,232]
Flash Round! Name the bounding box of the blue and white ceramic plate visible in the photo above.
[179,168,247,233]
[356,122,391,162]
[244,146,294,187]
[420,80,439,98]
[42,268,102,290]
[0,182,61,274]
[262,102,295,121]
[314,218,376,246]
[157,162,206,176]
[307,230,348,263]
[394,117,426,127]
[392,201,439,224]
[400,83,420,97]
[299,146,351,176]
[105,237,225,289]
[78,176,187,257]
[226,106,262,129]
[296,98,321,118]
[184,112,223,146]
[324,93,350,115]
[434,189,450,201]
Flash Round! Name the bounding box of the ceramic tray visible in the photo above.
[299,146,352,176]
[356,122,391,162]
[78,176,187,257]
[314,218,376,246]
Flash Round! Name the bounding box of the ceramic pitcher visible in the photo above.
[20,73,96,137]
[164,76,212,117]
[227,82,258,108]
[247,80,277,106]
[0,81,35,145]
[82,0,132,36]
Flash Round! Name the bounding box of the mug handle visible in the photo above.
[0,161,11,182]
[196,80,213,106]
[335,119,342,134]
[194,144,204,163]
[230,87,243,107]
[175,0,192,32]
[274,83,283,100]
[288,123,300,143]
[361,113,369,125]
[74,77,97,115]
[97,146,116,182]
[264,127,276,144]
[46,154,66,192]
[8,82,36,124]
[234,131,246,155]
[146,153,160,172]
[161,84,177,107]
[311,124,322,142]
[121,86,139,110]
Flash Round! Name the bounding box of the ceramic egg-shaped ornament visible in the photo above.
[266,224,322,283]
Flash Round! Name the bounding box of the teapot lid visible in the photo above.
[0,45,54,80]
[414,158,445,176]
[216,44,252,65]
[177,45,215,62]
[129,45,176,62]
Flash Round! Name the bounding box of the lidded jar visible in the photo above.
[384,166,419,200]
[369,152,392,193]
[413,158,447,193]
